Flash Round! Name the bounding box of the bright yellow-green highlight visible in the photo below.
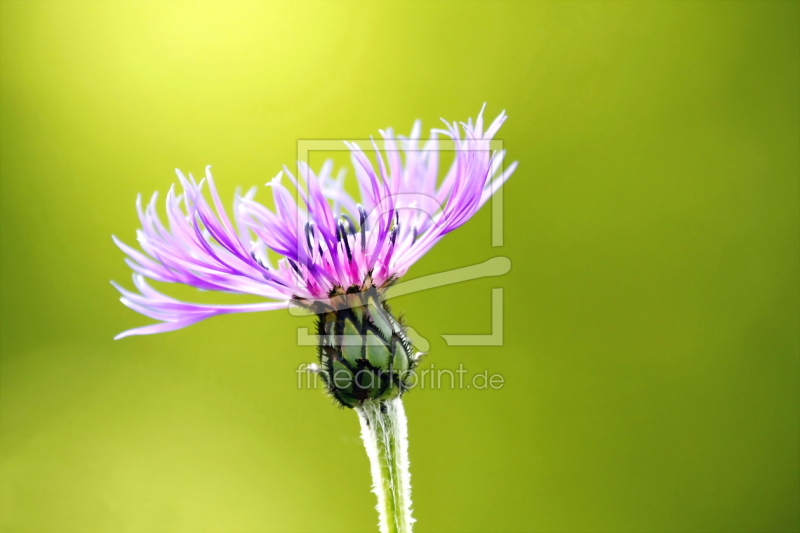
[1,1,798,532]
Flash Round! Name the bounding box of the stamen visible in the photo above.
[338,221,353,262]
[357,204,367,252]
[304,222,315,255]
[390,213,400,245]
[250,250,268,270]
[288,258,303,278]
[341,214,356,236]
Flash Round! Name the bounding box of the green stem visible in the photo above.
[356,397,414,533]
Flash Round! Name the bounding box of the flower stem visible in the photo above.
[356,398,414,533]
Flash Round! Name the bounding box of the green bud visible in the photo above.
[312,284,415,408]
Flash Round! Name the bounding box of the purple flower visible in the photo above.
[112,106,517,339]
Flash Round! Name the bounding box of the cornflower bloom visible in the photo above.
[113,106,516,533]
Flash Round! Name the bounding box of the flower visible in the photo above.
[114,105,516,407]
[112,106,517,345]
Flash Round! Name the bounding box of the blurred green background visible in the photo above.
[1,1,798,532]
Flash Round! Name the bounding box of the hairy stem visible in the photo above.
[356,398,414,533]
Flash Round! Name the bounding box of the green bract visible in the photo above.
[312,284,415,408]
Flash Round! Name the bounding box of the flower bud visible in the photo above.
[314,285,415,408]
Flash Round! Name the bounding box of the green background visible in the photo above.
[1,1,798,532]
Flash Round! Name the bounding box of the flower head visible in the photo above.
[113,106,517,343]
